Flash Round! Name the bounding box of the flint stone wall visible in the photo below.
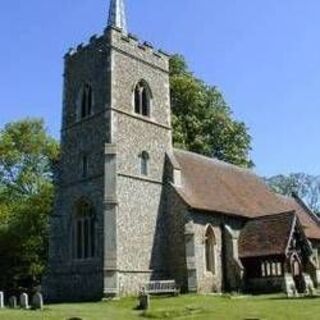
[44,269,103,302]
[45,35,110,302]
[165,184,189,292]
[165,199,244,294]
[109,28,171,295]
[189,212,244,293]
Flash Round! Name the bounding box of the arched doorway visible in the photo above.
[290,253,304,293]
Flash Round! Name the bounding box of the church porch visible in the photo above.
[239,211,317,295]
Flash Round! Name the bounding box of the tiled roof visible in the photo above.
[172,149,320,240]
[277,195,320,240]
[173,149,291,218]
[238,212,295,258]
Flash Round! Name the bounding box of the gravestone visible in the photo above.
[303,273,315,296]
[283,273,297,297]
[32,292,44,310]
[138,292,150,310]
[8,296,17,309]
[20,293,29,309]
[0,292,4,309]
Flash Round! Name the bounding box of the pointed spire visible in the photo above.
[108,0,128,34]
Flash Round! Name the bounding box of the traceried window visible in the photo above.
[139,151,150,176]
[78,84,93,120]
[134,80,152,117]
[205,226,216,274]
[73,199,95,260]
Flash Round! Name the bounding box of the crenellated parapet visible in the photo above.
[64,33,105,60]
[64,27,170,72]
[106,26,170,71]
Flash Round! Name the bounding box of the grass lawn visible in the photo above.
[1,294,320,320]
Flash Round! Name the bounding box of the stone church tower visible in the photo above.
[45,0,172,301]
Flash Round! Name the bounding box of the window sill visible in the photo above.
[205,270,216,276]
[111,107,171,130]
[72,258,97,265]
[133,112,152,120]
[118,172,163,185]
[75,114,95,123]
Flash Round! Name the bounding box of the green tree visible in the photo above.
[266,173,320,215]
[170,54,253,168]
[0,118,59,291]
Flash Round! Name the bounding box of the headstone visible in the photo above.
[8,296,17,309]
[138,292,150,310]
[303,273,315,296]
[0,292,4,309]
[32,292,44,310]
[283,273,296,298]
[20,293,29,309]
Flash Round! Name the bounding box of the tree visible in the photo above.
[170,54,254,168]
[266,173,320,215]
[0,119,59,292]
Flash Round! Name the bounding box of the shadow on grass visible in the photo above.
[139,306,206,319]
[269,295,320,301]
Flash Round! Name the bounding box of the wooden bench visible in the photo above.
[140,280,179,296]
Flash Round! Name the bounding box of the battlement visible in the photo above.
[64,32,105,60]
[106,27,170,71]
[64,27,170,72]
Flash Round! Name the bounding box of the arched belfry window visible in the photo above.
[134,80,152,117]
[78,84,93,120]
[205,225,216,274]
[139,151,150,176]
[73,199,95,260]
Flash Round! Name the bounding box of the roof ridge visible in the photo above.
[173,148,296,220]
[173,148,254,175]
[249,210,296,221]
[292,192,320,225]
[277,194,292,201]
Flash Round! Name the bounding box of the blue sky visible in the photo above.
[1,0,320,177]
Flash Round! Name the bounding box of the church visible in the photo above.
[44,0,320,301]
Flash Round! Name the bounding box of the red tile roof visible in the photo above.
[173,149,291,218]
[172,149,320,240]
[277,195,320,240]
[238,212,295,258]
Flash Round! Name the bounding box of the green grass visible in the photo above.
[1,294,320,320]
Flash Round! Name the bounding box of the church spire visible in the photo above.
[108,0,128,34]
